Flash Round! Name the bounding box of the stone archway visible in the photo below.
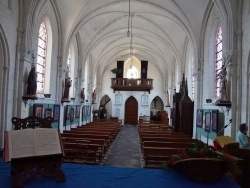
[0,25,10,149]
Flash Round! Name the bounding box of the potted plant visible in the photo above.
[163,140,242,183]
[111,68,117,74]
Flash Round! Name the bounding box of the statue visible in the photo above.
[81,88,85,102]
[215,55,231,106]
[92,89,96,104]
[217,57,231,101]
[62,76,72,100]
[26,66,37,96]
[165,91,170,107]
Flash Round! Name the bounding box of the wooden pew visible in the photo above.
[62,141,101,164]
[73,127,119,137]
[61,133,112,146]
[63,130,115,140]
[139,131,185,135]
[77,125,121,133]
[140,133,189,137]
[139,134,191,146]
[86,122,121,126]
[143,147,186,168]
[61,137,107,156]
[140,137,197,144]
[143,141,195,150]
[61,136,107,164]
[141,136,198,168]
[138,124,174,132]
[139,132,186,138]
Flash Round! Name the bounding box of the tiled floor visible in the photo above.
[103,125,143,168]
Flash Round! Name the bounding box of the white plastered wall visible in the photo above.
[201,5,232,144]
[241,0,250,131]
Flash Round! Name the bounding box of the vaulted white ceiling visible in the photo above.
[55,0,210,78]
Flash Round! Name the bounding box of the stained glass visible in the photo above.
[67,49,71,77]
[36,22,47,93]
[215,26,222,99]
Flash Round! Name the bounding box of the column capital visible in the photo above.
[235,31,243,36]
[20,46,35,63]
[58,66,67,77]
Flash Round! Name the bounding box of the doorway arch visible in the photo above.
[124,96,138,125]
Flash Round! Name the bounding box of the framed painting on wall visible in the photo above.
[212,110,218,132]
[196,109,203,128]
[83,106,86,115]
[70,108,75,122]
[75,105,81,118]
[45,108,52,118]
[33,104,43,118]
[205,112,211,133]
[141,93,148,106]
[67,105,71,120]
[87,106,91,116]
[53,105,60,122]
[115,93,122,105]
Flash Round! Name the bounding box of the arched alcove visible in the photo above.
[150,96,164,121]
[100,94,112,119]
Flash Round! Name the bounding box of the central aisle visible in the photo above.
[103,125,142,168]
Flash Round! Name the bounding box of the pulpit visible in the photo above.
[214,136,250,188]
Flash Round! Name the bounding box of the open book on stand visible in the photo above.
[214,135,236,148]
[4,128,62,162]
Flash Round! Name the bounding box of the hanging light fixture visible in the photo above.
[126,0,134,70]
[127,0,131,37]
[129,10,133,69]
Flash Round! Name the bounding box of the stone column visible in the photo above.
[19,47,35,117]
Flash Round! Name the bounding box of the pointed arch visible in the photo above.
[36,17,53,94]
[0,24,10,148]
[150,96,164,121]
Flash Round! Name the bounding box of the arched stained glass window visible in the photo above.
[67,49,71,77]
[215,26,222,99]
[127,66,138,79]
[36,22,47,93]
[191,57,194,101]
[126,57,139,79]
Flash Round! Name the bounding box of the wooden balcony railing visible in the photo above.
[111,78,154,93]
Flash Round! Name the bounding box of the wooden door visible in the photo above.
[124,96,138,125]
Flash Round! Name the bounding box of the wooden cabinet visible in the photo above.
[172,74,194,137]
[160,110,169,126]
[179,96,194,137]
[172,93,181,132]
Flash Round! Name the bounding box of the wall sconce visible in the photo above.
[22,96,38,108]
[44,94,51,98]
[206,99,212,103]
